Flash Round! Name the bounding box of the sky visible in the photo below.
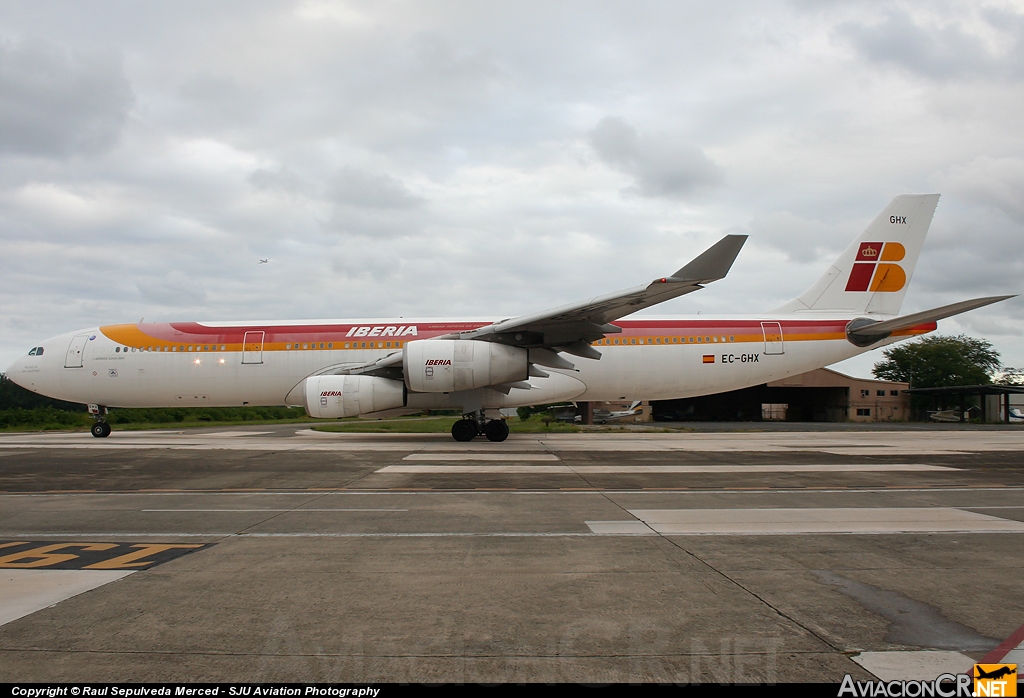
[1,0,1022,379]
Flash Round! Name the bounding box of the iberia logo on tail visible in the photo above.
[845,242,907,292]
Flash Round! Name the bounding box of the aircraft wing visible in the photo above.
[453,234,747,358]
[328,235,746,377]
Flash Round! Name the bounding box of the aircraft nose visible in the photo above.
[5,346,48,393]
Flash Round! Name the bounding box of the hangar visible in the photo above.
[648,367,910,423]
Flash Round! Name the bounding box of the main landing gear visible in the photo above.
[451,412,509,443]
[88,403,111,438]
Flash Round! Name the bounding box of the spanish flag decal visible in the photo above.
[702,355,715,364]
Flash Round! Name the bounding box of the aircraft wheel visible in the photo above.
[484,419,509,442]
[91,422,111,438]
[451,419,478,442]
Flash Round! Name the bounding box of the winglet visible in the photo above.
[669,235,747,283]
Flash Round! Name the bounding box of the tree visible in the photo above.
[872,334,1001,388]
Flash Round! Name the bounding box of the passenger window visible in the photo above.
[328,343,333,349]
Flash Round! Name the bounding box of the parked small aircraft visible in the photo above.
[5,194,1013,441]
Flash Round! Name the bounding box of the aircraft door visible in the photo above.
[64,334,90,368]
[761,322,784,355]
[242,331,265,364]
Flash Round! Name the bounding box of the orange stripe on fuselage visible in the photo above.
[99,318,936,353]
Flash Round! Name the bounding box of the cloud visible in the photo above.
[589,117,722,199]
[329,166,424,210]
[837,9,1010,80]
[930,156,1024,223]
[0,36,133,157]
[137,270,208,306]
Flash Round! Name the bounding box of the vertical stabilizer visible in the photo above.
[775,194,939,316]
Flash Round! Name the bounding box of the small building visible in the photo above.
[650,368,910,423]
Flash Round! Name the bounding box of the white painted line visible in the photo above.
[5,486,1023,497]
[628,507,1024,534]
[850,651,974,681]
[1002,647,1024,667]
[381,465,571,473]
[141,508,408,512]
[401,453,560,461]
[585,521,656,535]
[378,463,951,473]
[0,569,134,627]
[571,463,952,473]
[198,431,273,437]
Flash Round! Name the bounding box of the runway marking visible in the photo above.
[401,453,560,461]
[378,463,953,474]
[141,508,408,512]
[624,507,1024,535]
[196,431,274,437]
[3,486,1024,496]
[850,651,974,681]
[5,527,1024,538]
[0,569,133,628]
[0,541,210,569]
[982,621,1024,664]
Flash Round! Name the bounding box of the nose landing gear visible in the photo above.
[450,411,509,442]
[88,403,111,438]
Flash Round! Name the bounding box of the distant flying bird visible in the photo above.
[259,258,270,264]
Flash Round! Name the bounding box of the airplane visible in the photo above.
[259,259,270,264]
[4,194,1015,442]
[589,401,643,424]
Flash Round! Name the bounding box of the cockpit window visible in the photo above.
[27,347,43,356]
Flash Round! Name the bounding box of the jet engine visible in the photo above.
[304,375,405,418]
[404,339,528,393]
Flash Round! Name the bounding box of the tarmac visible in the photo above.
[0,423,1022,683]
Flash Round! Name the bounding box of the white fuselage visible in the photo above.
[5,315,928,413]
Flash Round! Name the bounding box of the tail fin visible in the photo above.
[776,194,940,316]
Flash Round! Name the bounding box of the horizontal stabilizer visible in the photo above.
[846,295,1014,346]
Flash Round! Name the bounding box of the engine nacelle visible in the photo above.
[304,375,405,418]
[404,339,528,393]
